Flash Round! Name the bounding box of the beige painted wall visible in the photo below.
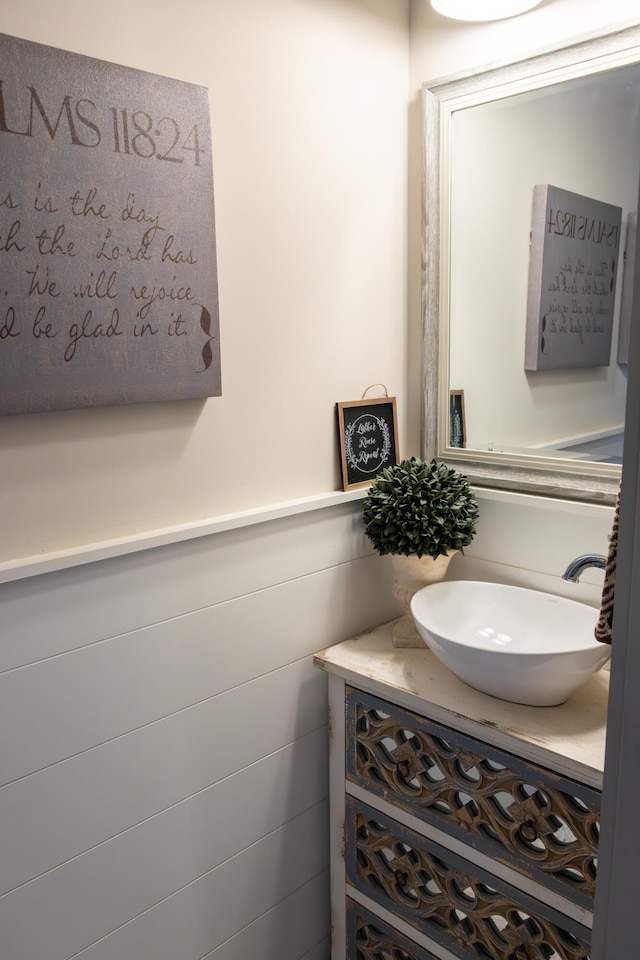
[3,0,637,567]
[0,0,411,563]
[409,0,640,82]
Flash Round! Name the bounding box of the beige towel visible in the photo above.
[595,487,620,645]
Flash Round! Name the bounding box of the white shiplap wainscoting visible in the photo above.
[0,498,401,960]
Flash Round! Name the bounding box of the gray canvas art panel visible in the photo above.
[617,212,636,365]
[525,184,621,371]
[0,33,220,415]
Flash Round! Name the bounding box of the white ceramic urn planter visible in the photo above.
[390,551,457,647]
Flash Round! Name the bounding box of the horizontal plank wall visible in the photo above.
[0,500,399,960]
[450,489,614,609]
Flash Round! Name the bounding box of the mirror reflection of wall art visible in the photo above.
[618,212,637,365]
[0,32,220,416]
[449,390,466,448]
[525,184,622,371]
[337,396,399,490]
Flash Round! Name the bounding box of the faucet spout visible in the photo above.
[562,554,607,583]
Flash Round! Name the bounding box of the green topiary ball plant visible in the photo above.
[362,457,479,559]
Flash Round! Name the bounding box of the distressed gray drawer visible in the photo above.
[346,687,600,910]
[347,795,591,960]
[347,898,439,960]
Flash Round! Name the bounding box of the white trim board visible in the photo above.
[0,481,614,586]
[0,488,367,586]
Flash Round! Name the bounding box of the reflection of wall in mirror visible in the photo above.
[449,69,638,455]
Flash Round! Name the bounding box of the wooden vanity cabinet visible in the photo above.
[314,622,609,960]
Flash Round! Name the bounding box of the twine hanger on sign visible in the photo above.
[361,384,389,399]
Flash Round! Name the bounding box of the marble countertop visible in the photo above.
[314,621,609,790]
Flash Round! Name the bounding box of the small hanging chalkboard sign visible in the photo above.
[337,394,399,490]
[449,389,466,448]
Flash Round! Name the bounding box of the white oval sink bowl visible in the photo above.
[410,580,611,706]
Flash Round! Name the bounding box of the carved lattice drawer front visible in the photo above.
[347,897,440,960]
[346,687,600,908]
[347,796,591,960]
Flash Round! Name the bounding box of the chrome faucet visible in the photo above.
[562,554,607,583]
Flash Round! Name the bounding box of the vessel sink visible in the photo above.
[410,580,611,706]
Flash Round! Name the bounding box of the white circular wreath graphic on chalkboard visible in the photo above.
[345,414,391,475]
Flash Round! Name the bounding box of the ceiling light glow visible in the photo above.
[430,0,544,21]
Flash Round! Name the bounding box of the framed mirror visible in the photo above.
[422,23,640,505]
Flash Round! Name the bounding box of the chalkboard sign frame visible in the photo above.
[337,397,399,490]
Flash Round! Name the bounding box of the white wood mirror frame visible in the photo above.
[422,23,640,505]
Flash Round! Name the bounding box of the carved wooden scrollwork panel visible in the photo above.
[346,898,439,960]
[346,797,591,960]
[345,688,600,907]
